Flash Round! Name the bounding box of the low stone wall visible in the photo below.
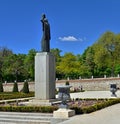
[3,77,120,92]
[56,78,120,91]
[3,82,35,92]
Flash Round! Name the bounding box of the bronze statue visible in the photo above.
[41,14,51,52]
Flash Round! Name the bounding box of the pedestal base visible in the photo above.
[53,108,75,118]
[35,52,55,100]
[27,99,59,106]
[19,98,61,106]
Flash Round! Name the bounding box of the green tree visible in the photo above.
[13,82,19,92]
[57,53,81,79]
[50,48,62,63]
[65,81,69,85]
[93,43,109,76]
[0,82,3,92]
[2,54,26,82]
[22,80,29,93]
[24,49,37,80]
[93,31,120,76]
[84,47,95,76]
[0,47,13,82]
[51,48,62,79]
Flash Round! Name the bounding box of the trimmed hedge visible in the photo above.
[0,92,34,100]
[13,82,19,92]
[22,81,29,93]
[65,81,69,85]
[70,98,120,114]
[0,106,58,113]
[0,97,119,114]
[0,82,4,92]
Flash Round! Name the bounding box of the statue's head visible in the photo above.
[42,14,46,19]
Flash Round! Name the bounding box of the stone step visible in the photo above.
[0,118,50,124]
[0,112,53,117]
[0,112,67,124]
[0,112,52,124]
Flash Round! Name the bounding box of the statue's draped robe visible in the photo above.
[41,20,51,52]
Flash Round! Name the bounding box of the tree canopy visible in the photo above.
[1,31,120,82]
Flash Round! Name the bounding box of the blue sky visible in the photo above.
[0,0,120,55]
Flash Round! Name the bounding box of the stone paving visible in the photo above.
[70,90,120,99]
[59,90,120,124]
[59,103,120,124]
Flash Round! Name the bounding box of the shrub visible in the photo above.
[82,105,97,113]
[0,82,4,92]
[22,81,29,93]
[70,98,120,114]
[71,106,83,114]
[0,92,34,100]
[65,81,69,85]
[13,82,19,92]
[0,106,58,113]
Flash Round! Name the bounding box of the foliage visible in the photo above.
[0,82,4,92]
[24,49,37,80]
[57,53,81,79]
[22,81,29,93]
[1,31,120,80]
[65,81,69,85]
[12,82,19,92]
[70,98,120,114]
[0,48,36,82]
[50,48,62,63]
[0,92,34,100]
[0,98,119,114]
[0,106,58,113]
[0,47,13,82]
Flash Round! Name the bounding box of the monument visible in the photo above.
[29,14,75,117]
[30,14,56,106]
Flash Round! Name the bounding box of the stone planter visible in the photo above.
[57,85,72,108]
[110,84,117,97]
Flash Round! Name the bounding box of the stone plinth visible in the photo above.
[27,99,57,106]
[35,52,55,100]
[53,109,75,118]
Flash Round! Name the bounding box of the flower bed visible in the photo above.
[0,93,120,114]
[70,98,120,114]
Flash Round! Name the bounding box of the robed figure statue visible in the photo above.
[41,14,51,52]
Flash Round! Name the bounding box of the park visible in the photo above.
[0,12,120,123]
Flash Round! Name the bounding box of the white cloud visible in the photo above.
[59,36,78,41]
[58,36,86,42]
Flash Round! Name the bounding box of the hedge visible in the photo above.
[70,98,120,114]
[0,98,119,114]
[0,106,58,113]
[0,92,34,100]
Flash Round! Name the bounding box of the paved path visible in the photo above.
[70,90,120,99]
[58,91,120,124]
[60,103,120,124]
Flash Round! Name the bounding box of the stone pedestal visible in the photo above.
[53,109,75,118]
[35,52,55,100]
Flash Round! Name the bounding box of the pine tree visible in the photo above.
[0,82,4,92]
[22,80,29,93]
[13,82,19,92]
[65,81,69,85]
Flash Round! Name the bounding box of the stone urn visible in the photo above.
[110,84,117,97]
[57,85,72,108]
